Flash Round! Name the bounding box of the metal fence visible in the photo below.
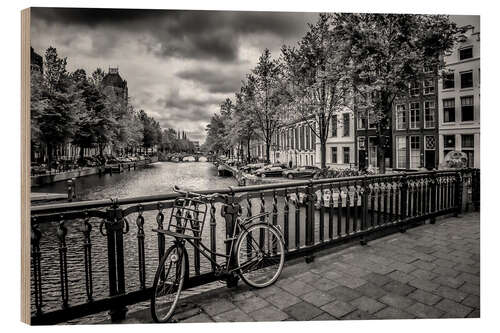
[29,168,480,324]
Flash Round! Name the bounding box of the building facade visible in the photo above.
[354,95,392,171]
[392,70,439,170]
[270,117,316,167]
[102,67,129,104]
[322,107,355,168]
[438,26,480,168]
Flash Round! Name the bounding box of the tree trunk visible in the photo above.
[320,140,327,169]
[47,144,53,174]
[265,141,271,164]
[378,144,386,174]
[377,126,386,174]
[247,138,251,163]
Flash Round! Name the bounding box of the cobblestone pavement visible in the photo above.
[117,212,480,323]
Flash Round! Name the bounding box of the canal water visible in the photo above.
[32,162,239,322]
[33,161,237,200]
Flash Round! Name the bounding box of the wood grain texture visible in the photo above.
[21,7,31,325]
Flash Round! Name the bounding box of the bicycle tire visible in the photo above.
[236,223,285,288]
[151,244,186,323]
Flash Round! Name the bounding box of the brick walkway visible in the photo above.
[118,212,480,323]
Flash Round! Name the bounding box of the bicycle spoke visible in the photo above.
[237,224,285,288]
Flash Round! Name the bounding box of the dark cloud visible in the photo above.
[156,89,223,112]
[176,68,245,94]
[31,8,317,62]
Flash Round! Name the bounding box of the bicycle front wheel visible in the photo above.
[151,244,186,323]
[236,223,285,288]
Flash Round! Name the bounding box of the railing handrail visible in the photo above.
[31,169,475,216]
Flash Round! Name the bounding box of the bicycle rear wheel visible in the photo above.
[151,244,186,323]
[236,223,285,288]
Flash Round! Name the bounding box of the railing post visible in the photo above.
[305,180,315,263]
[71,177,77,200]
[472,169,480,212]
[400,173,408,232]
[67,179,73,202]
[360,176,368,245]
[454,170,463,217]
[105,200,128,322]
[430,171,437,224]
[221,197,239,288]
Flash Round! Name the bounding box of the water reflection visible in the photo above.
[33,162,237,200]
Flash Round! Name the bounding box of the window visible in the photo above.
[331,147,337,163]
[424,101,435,128]
[409,102,420,129]
[443,135,456,158]
[396,104,407,130]
[357,112,367,129]
[462,134,475,167]
[443,73,455,90]
[461,96,474,121]
[410,136,421,169]
[295,127,299,150]
[425,136,436,150]
[368,111,376,129]
[306,126,311,150]
[460,71,473,89]
[443,135,456,149]
[459,46,473,60]
[462,134,474,148]
[300,126,305,150]
[409,82,420,97]
[368,137,378,167]
[424,65,434,74]
[343,147,350,164]
[396,136,407,169]
[331,115,337,137]
[443,99,455,123]
[358,136,365,150]
[423,79,435,95]
[343,113,350,137]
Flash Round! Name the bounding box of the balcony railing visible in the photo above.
[29,168,480,324]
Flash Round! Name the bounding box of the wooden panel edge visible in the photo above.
[20,7,31,326]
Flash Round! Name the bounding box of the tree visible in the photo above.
[71,68,107,160]
[230,86,260,163]
[205,111,229,156]
[249,49,284,163]
[31,47,77,169]
[90,68,106,90]
[332,13,460,172]
[282,14,352,168]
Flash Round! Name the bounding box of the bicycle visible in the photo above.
[150,186,286,323]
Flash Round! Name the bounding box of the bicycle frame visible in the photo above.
[171,212,280,275]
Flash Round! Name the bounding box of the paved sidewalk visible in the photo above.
[121,212,480,323]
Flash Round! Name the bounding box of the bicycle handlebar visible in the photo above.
[173,186,224,200]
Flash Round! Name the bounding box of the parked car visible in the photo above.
[283,165,320,179]
[253,165,284,178]
[240,163,266,173]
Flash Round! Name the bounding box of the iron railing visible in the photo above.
[29,168,480,325]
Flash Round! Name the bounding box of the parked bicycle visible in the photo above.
[150,186,286,323]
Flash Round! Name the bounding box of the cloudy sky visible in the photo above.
[30,8,479,143]
[31,8,318,143]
